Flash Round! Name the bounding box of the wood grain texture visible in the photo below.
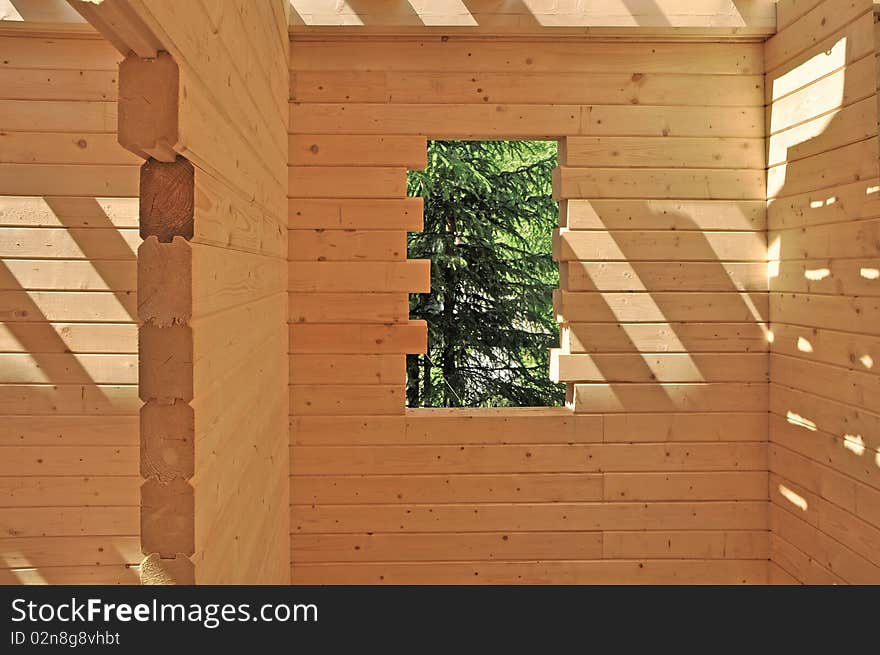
[764,0,879,584]
[2,5,818,588]
[287,34,773,585]
[24,1,295,585]
[0,31,141,586]
[116,0,293,584]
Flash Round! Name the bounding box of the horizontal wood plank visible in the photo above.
[292,442,768,475]
[289,198,423,231]
[291,501,769,533]
[291,559,768,584]
[289,135,427,169]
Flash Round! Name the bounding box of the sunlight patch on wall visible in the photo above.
[767,37,846,197]
[804,268,830,281]
[786,410,817,432]
[769,37,846,102]
[409,0,477,26]
[767,236,781,279]
[796,337,813,353]
[737,291,769,328]
[0,0,83,22]
[0,0,22,20]
[520,0,752,27]
[843,434,866,457]
[0,197,138,229]
[590,230,704,383]
[0,323,25,351]
[778,483,808,512]
[1,198,137,322]
[803,194,838,212]
[5,352,49,383]
[1,554,47,585]
[19,282,133,322]
[111,538,143,566]
[288,0,772,29]
[289,0,365,25]
[8,568,47,584]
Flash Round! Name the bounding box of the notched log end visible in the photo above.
[119,53,179,159]
[137,236,192,327]
[140,399,195,482]
[140,157,195,242]
[141,477,195,557]
[139,325,194,403]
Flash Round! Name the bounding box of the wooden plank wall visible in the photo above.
[100,0,292,584]
[0,33,142,584]
[765,0,880,584]
[289,36,771,583]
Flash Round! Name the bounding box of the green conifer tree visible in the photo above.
[406,140,565,408]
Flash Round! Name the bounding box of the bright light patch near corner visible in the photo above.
[786,411,817,432]
[861,268,880,280]
[766,330,775,343]
[778,484,808,512]
[767,38,845,180]
[0,0,23,20]
[796,337,813,353]
[767,236,781,279]
[868,186,880,195]
[770,37,846,103]
[860,354,874,370]
[804,268,830,281]
[738,292,768,328]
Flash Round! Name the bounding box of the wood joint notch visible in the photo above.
[141,477,194,559]
[119,52,180,162]
[140,157,195,242]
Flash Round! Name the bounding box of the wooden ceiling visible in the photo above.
[2,0,778,38]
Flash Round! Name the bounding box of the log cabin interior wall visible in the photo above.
[1,0,879,585]
[288,33,772,584]
[0,32,141,584]
[1,0,292,585]
[99,0,292,585]
[764,0,880,584]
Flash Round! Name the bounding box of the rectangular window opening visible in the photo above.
[406,140,565,408]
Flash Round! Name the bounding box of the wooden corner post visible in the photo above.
[69,0,291,584]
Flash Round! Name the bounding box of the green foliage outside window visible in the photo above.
[406,140,565,408]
